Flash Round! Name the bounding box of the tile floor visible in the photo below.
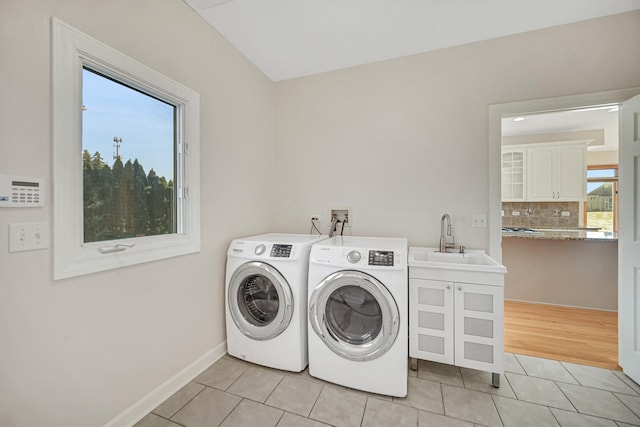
[135,353,640,427]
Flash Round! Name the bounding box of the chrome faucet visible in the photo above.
[439,213,455,253]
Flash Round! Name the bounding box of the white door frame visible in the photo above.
[488,87,640,263]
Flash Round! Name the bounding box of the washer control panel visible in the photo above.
[368,250,395,266]
[270,244,292,258]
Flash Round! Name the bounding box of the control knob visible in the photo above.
[347,250,361,263]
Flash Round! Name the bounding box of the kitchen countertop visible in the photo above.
[502,228,617,241]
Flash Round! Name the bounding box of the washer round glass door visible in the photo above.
[228,261,293,340]
[309,270,399,361]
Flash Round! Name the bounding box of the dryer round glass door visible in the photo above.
[228,261,293,340]
[309,270,399,361]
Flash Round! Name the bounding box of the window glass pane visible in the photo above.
[586,182,614,231]
[587,168,615,178]
[82,67,176,243]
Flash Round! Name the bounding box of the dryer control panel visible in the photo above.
[270,244,292,257]
[369,250,395,266]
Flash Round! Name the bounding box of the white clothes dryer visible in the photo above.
[226,233,328,372]
[307,236,408,397]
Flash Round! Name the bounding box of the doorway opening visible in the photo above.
[500,105,620,369]
[489,88,640,372]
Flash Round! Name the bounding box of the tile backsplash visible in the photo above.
[502,202,579,228]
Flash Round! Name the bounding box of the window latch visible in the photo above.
[98,243,135,254]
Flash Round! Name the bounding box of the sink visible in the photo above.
[412,250,496,266]
[409,247,506,285]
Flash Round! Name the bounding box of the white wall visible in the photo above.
[503,238,618,310]
[0,1,275,426]
[588,150,619,165]
[2,3,640,426]
[274,11,640,249]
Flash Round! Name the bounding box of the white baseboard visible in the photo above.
[505,298,618,312]
[103,340,227,427]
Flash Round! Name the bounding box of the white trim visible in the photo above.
[489,88,640,263]
[51,18,201,279]
[505,298,618,313]
[102,341,227,427]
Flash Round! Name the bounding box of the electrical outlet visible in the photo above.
[471,214,487,228]
[311,215,320,221]
[512,211,520,216]
[9,222,49,252]
[561,211,570,217]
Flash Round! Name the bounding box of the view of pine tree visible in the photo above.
[82,150,174,243]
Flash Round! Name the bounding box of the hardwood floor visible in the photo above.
[504,300,620,370]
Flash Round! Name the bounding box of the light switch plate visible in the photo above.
[471,214,487,228]
[9,222,49,252]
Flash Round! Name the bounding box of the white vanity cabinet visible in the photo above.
[410,278,504,374]
[408,248,506,387]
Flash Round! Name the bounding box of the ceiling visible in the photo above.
[184,0,636,147]
[502,107,620,152]
[183,0,640,82]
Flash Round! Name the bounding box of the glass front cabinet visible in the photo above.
[501,149,526,201]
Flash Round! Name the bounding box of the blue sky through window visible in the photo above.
[82,68,174,179]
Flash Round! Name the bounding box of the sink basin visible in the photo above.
[412,250,496,266]
[409,247,506,285]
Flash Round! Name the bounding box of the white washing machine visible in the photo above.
[307,236,408,397]
[225,233,327,372]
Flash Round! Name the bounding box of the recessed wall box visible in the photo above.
[330,208,351,227]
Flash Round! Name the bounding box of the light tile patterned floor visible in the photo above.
[135,353,640,427]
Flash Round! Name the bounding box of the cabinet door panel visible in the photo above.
[464,317,494,338]
[557,146,586,200]
[418,287,444,306]
[527,147,555,200]
[418,335,445,356]
[502,150,526,201]
[464,341,495,364]
[463,291,494,313]
[410,279,454,364]
[454,283,503,373]
[419,311,445,330]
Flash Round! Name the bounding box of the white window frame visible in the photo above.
[52,18,200,280]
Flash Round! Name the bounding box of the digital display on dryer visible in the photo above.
[368,250,394,266]
[270,244,292,257]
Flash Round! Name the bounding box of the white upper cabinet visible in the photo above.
[527,143,586,201]
[501,149,526,201]
[501,142,586,202]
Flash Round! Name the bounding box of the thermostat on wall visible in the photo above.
[0,175,45,207]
